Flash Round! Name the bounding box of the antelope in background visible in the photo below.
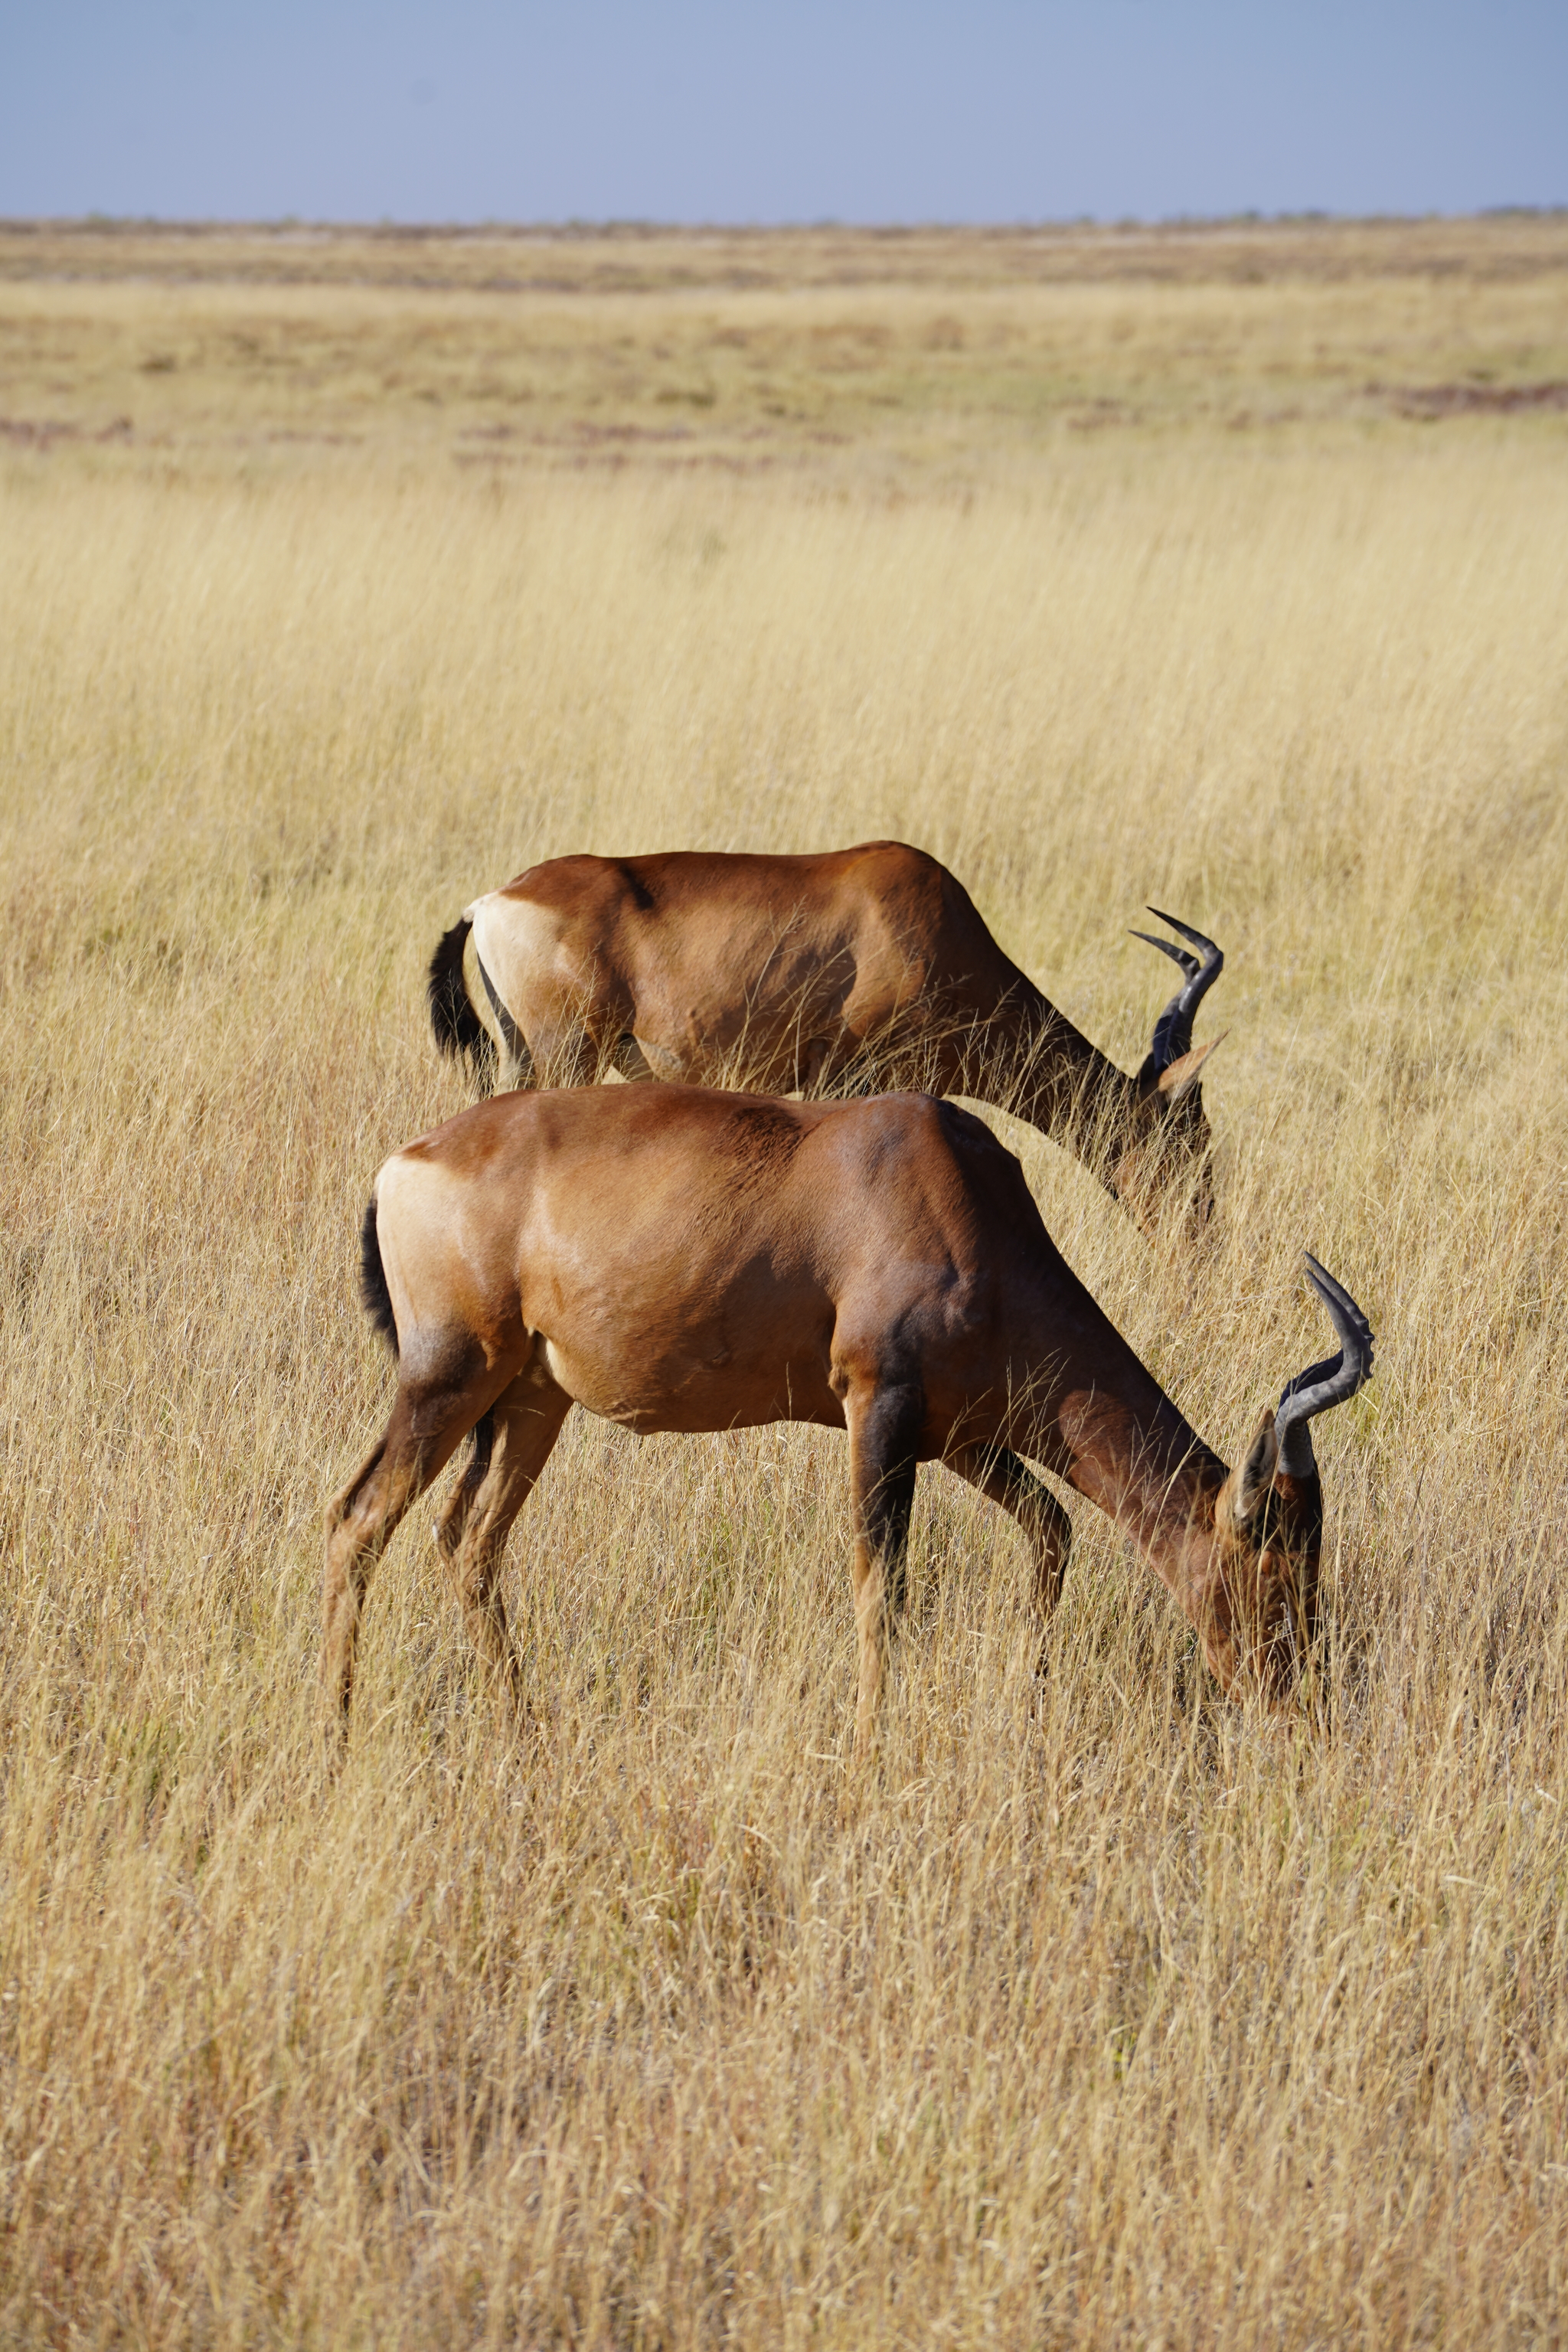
[322,1083,1372,1757]
[426,841,1225,1232]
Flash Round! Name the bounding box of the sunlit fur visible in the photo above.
[323,1084,1344,1754]
[436,843,1222,1238]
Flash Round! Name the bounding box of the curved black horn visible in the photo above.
[1129,908,1223,1073]
[1274,1254,1375,1477]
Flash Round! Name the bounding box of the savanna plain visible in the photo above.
[2,217,1567,2347]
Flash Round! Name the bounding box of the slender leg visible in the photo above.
[796,1037,832,1095]
[433,1367,572,1722]
[521,1011,606,1090]
[945,1442,1072,1663]
[474,957,536,1093]
[612,1032,659,1081]
[844,1379,924,1765]
[430,1408,495,1561]
[321,1382,486,1736]
[497,1040,537,1093]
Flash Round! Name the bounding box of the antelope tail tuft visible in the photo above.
[359,1196,398,1356]
[426,916,494,1079]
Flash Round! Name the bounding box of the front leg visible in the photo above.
[945,1442,1072,1628]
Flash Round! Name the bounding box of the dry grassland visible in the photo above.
[5,215,1568,479]
[2,220,1567,2346]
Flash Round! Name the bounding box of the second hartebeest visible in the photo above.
[322,1083,1372,1757]
[426,842,1224,1231]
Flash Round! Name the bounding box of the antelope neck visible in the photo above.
[1006,990,1142,1168]
[1043,1315,1230,1627]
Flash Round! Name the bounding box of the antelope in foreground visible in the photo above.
[427,841,1225,1232]
[322,1084,1372,1756]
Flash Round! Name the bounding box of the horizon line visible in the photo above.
[5,205,1566,240]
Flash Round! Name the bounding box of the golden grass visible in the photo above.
[2,228,1567,2345]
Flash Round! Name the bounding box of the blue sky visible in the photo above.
[3,1,1563,224]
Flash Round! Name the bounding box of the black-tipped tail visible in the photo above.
[427,916,495,1080]
[359,1197,398,1356]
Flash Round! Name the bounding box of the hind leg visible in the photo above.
[496,1040,537,1093]
[611,1032,663,1082]
[322,1378,501,1736]
[430,1406,495,1562]
[471,953,537,1093]
[945,1444,1072,1665]
[433,1361,572,1722]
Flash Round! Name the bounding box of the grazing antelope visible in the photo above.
[426,841,1224,1231]
[322,1084,1371,1756]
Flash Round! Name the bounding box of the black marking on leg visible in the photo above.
[476,953,532,1083]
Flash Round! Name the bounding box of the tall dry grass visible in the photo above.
[2,417,1566,2344]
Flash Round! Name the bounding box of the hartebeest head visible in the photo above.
[1112,909,1226,1225]
[1197,1255,1375,1696]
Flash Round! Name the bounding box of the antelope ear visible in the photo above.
[1155,1033,1223,1105]
[1233,1408,1279,1527]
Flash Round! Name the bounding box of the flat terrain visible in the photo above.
[3,214,1567,479]
[2,218,1566,2347]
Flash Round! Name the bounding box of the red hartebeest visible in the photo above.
[322,1084,1371,1755]
[426,842,1224,1230]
